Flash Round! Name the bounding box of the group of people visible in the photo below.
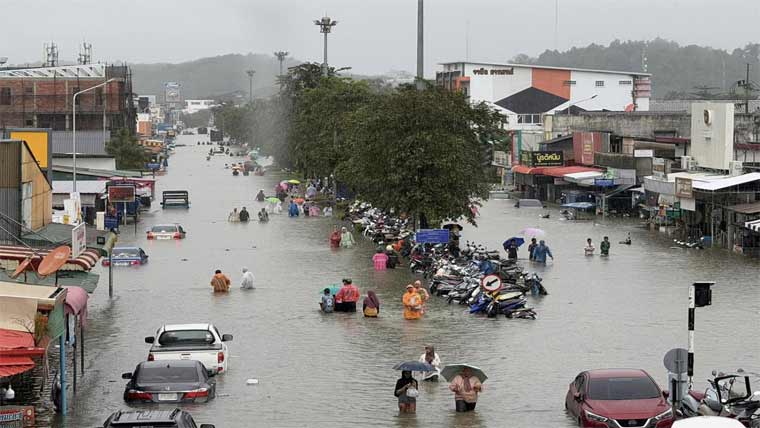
[402,281,429,320]
[372,245,401,270]
[394,348,482,414]
[228,206,269,223]
[210,268,255,292]
[503,237,554,263]
[329,226,356,249]
[320,279,382,318]
[584,236,611,256]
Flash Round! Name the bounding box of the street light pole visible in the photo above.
[73,78,116,193]
[246,70,255,104]
[274,51,289,78]
[416,0,424,90]
[314,16,337,77]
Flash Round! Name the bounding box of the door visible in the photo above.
[567,374,585,417]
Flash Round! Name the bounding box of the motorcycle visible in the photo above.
[681,370,760,426]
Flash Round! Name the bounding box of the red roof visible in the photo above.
[0,356,35,378]
[512,165,546,175]
[542,166,603,178]
[0,245,101,271]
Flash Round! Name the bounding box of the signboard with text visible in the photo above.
[72,222,86,258]
[107,185,136,203]
[675,177,693,198]
[652,158,671,180]
[519,151,564,167]
[415,229,450,244]
[0,406,35,427]
[634,149,654,158]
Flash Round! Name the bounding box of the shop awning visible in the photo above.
[745,219,760,232]
[0,245,101,272]
[728,201,760,214]
[63,286,89,327]
[512,165,546,175]
[0,356,35,378]
[693,172,760,192]
[543,166,603,178]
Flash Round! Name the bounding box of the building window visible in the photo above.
[517,114,542,125]
[0,88,11,105]
[25,119,34,126]
[619,80,632,85]
[563,80,576,86]
[595,80,605,87]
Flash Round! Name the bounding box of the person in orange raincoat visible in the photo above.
[210,269,231,293]
[402,284,422,320]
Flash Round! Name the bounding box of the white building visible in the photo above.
[437,61,651,148]
[183,99,216,114]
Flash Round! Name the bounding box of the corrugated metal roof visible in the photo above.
[52,181,106,195]
[692,173,760,191]
[52,130,111,155]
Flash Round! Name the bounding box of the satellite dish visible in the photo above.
[10,256,34,279]
[37,246,71,277]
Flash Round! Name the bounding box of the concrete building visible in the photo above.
[0,140,52,242]
[437,61,651,134]
[183,99,215,114]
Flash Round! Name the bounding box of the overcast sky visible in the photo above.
[4,0,760,75]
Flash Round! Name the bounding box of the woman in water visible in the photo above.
[394,370,418,413]
[362,290,380,317]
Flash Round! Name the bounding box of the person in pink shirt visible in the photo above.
[449,367,483,412]
[372,248,389,270]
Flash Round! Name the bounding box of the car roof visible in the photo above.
[113,246,141,251]
[163,323,211,331]
[153,223,180,227]
[138,360,201,369]
[108,409,184,424]
[585,369,650,379]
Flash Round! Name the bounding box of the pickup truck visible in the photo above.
[145,324,232,375]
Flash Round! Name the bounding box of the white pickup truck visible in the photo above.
[145,323,232,375]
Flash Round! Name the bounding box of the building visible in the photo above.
[437,61,652,150]
[0,139,52,242]
[0,63,135,133]
[183,99,216,114]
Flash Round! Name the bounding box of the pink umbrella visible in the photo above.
[519,227,546,238]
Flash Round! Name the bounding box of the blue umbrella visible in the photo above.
[503,237,525,248]
[393,361,434,372]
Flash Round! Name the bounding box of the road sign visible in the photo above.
[663,348,688,373]
[415,229,450,244]
[71,223,86,258]
[104,216,119,230]
[481,274,502,292]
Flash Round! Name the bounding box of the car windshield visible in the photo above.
[157,330,214,346]
[113,248,140,257]
[137,365,199,384]
[151,225,177,233]
[588,376,660,400]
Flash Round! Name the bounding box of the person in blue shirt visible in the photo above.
[288,200,300,217]
[532,240,554,264]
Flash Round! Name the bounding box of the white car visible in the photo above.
[147,224,186,240]
[673,416,744,428]
[145,323,232,375]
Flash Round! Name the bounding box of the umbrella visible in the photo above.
[319,285,341,296]
[440,364,488,383]
[503,237,525,247]
[442,223,463,231]
[519,227,546,238]
[393,361,434,372]
[293,197,305,204]
[288,179,301,184]
[266,197,280,203]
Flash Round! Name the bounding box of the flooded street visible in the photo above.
[59,134,760,428]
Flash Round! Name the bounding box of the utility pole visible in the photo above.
[246,69,255,104]
[314,16,337,77]
[738,63,753,114]
[416,0,424,90]
[274,51,289,89]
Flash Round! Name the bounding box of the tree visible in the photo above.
[105,129,147,170]
[338,85,504,226]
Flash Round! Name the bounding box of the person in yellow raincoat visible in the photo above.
[402,284,422,320]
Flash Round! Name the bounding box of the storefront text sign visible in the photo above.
[472,67,514,76]
[675,177,693,198]
[520,151,564,167]
[652,158,671,180]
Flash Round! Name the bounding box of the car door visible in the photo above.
[179,225,186,237]
[140,249,148,263]
[567,373,585,417]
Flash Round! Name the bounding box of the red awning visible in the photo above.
[0,330,34,350]
[542,166,603,178]
[512,165,546,175]
[0,356,35,378]
[0,245,101,271]
[63,286,89,327]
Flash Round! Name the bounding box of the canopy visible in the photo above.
[543,166,603,178]
[0,329,34,350]
[0,356,35,378]
[692,172,760,192]
[63,286,89,328]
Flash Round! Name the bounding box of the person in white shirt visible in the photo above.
[417,345,441,380]
[240,267,255,289]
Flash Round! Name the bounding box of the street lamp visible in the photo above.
[314,16,337,77]
[246,69,255,104]
[274,51,289,78]
[73,78,116,192]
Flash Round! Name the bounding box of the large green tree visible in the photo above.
[105,129,147,170]
[338,85,504,225]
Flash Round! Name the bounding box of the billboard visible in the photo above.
[164,82,181,103]
[652,158,671,180]
[6,129,53,182]
[520,151,564,167]
[108,185,136,203]
[675,177,693,199]
[72,222,87,258]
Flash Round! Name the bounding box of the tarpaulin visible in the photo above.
[0,356,35,377]
[0,329,34,350]
[63,286,88,328]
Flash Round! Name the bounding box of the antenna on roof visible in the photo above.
[78,41,92,65]
[44,42,59,67]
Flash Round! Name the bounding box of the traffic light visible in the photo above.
[694,281,713,307]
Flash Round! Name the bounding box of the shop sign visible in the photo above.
[635,149,654,158]
[472,67,514,76]
[675,177,693,198]
[107,185,136,203]
[652,158,671,179]
[594,178,615,187]
[520,151,564,167]
[0,406,35,427]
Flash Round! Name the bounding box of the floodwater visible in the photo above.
[52,134,760,427]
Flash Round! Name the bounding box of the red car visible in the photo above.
[565,369,674,428]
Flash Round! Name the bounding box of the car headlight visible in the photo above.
[654,408,673,421]
[585,409,608,422]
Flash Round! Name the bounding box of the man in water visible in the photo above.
[532,240,553,264]
[600,236,611,256]
[320,288,334,313]
[239,207,250,222]
[258,208,269,222]
[334,278,360,312]
[210,269,231,293]
[584,238,595,256]
[240,268,255,289]
[527,238,538,261]
[503,239,518,260]
[255,190,266,202]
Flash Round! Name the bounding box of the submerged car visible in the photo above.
[122,360,215,404]
[103,409,215,428]
[565,369,673,428]
[147,224,186,240]
[102,247,148,266]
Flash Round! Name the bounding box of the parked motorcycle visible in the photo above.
[681,370,760,427]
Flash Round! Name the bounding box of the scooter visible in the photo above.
[681,370,760,425]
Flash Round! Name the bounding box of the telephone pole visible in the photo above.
[314,16,337,77]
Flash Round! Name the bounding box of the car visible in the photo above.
[103,409,215,428]
[102,247,149,267]
[672,417,744,428]
[145,323,232,375]
[515,198,544,208]
[122,360,216,404]
[565,369,674,428]
[147,224,186,240]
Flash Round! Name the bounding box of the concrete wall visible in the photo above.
[553,112,692,139]
[690,102,734,170]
